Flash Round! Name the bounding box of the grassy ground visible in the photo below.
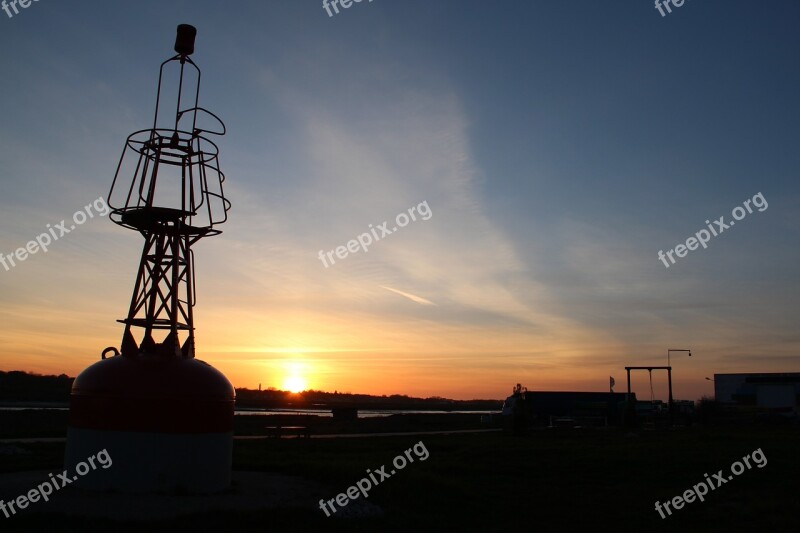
[1,424,797,532]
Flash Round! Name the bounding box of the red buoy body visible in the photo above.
[65,353,234,493]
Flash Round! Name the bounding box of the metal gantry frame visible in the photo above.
[625,366,674,426]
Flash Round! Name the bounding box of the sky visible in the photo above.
[1,1,798,402]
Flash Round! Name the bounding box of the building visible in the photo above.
[520,391,633,426]
[714,372,800,414]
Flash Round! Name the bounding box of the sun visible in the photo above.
[283,375,307,393]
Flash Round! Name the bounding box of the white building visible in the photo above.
[714,373,800,412]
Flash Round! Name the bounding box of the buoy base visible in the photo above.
[65,427,233,493]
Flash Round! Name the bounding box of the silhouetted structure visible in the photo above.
[527,391,632,426]
[714,372,800,419]
[64,24,234,493]
[501,383,528,435]
[503,386,634,428]
[331,407,359,421]
[625,366,674,425]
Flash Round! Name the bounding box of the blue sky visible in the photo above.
[1,1,798,400]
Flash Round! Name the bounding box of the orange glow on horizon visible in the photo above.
[283,375,307,393]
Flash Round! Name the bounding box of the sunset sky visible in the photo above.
[1,1,798,402]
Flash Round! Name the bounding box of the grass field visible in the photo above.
[1,424,797,532]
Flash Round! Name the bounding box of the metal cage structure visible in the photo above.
[66,25,235,494]
[107,24,230,360]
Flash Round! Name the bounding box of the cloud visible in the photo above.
[381,286,436,306]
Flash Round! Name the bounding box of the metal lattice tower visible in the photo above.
[107,24,230,360]
[66,24,235,495]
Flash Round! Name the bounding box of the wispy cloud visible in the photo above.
[381,286,436,306]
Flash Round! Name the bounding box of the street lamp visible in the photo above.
[668,348,692,367]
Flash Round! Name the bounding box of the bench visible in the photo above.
[264,426,311,439]
[548,416,575,428]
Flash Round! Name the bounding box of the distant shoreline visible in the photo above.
[0,404,500,417]
[0,370,504,411]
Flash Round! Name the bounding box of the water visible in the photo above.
[236,408,500,419]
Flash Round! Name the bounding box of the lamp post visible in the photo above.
[668,349,692,367]
[667,349,692,425]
